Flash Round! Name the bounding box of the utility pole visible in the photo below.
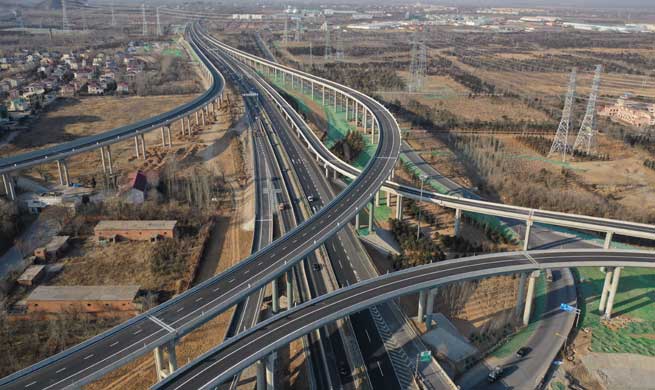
[573,65,603,154]
[142,3,147,36]
[548,68,577,161]
[156,7,161,36]
[61,0,70,31]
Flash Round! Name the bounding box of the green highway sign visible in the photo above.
[419,350,432,362]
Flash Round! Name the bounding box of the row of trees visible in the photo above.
[389,219,445,270]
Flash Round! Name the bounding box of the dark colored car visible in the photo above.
[339,361,349,376]
[312,263,321,271]
[516,346,532,358]
[488,366,504,383]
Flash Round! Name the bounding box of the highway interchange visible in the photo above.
[0,19,654,390]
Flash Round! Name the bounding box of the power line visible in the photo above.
[548,68,577,161]
[573,65,603,154]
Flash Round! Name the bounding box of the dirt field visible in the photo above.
[85,85,256,390]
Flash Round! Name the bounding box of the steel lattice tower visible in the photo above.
[61,0,70,31]
[573,65,603,154]
[324,21,331,60]
[548,68,577,161]
[142,3,147,36]
[408,31,426,92]
[111,1,116,27]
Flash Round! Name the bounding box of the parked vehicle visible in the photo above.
[488,366,504,382]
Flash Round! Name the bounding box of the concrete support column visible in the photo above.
[153,346,167,380]
[286,270,294,308]
[375,191,380,207]
[256,360,266,390]
[523,271,540,326]
[418,290,427,323]
[386,191,391,208]
[61,160,69,186]
[179,118,185,136]
[425,288,437,329]
[106,145,113,174]
[345,98,349,121]
[166,126,173,147]
[523,220,533,251]
[195,111,199,126]
[396,194,403,220]
[185,116,191,135]
[311,81,314,100]
[201,108,206,126]
[139,134,147,159]
[363,109,367,130]
[100,147,107,172]
[355,103,359,127]
[371,120,376,143]
[604,267,622,320]
[355,212,360,230]
[333,90,337,111]
[368,201,375,233]
[2,173,16,201]
[604,231,614,250]
[454,208,462,237]
[166,341,177,373]
[515,272,527,316]
[160,127,167,147]
[266,352,276,390]
[134,136,141,158]
[272,278,279,314]
[599,267,614,312]
[324,164,329,178]
[322,85,325,104]
[333,168,337,180]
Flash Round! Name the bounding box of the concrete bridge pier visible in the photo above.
[598,267,614,313]
[324,163,329,178]
[100,146,113,175]
[195,111,200,126]
[345,97,349,121]
[166,125,173,147]
[266,351,276,390]
[522,271,540,326]
[56,159,70,186]
[272,278,280,314]
[179,118,185,136]
[321,85,325,105]
[515,272,527,317]
[425,288,438,329]
[600,266,622,320]
[604,231,614,249]
[368,200,375,233]
[375,191,380,207]
[363,109,368,132]
[523,220,533,251]
[354,102,359,126]
[454,208,462,237]
[139,134,147,159]
[396,194,403,220]
[160,127,167,148]
[355,212,360,230]
[134,136,141,158]
[2,173,16,201]
[185,116,192,135]
[153,341,178,381]
[286,269,294,308]
[332,168,338,181]
[386,191,391,208]
[418,289,427,322]
[371,120,376,143]
[256,360,266,390]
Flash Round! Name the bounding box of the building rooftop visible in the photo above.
[27,285,140,302]
[18,265,45,282]
[95,220,177,231]
[44,235,70,251]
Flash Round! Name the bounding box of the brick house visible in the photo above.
[94,220,177,242]
[25,285,141,315]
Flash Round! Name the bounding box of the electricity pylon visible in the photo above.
[548,68,577,161]
[573,65,603,154]
[142,3,147,36]
[62,0,70,31]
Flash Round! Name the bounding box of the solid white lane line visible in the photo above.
[25,381,37,388]
[83,354,94,360]
[377,361,384,377]
[110,341,119,347]
[55,368,66,374]
[364,329,371,343]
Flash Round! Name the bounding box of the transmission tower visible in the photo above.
[111,1,116,27]
[548,68,577,161]
[142,4,147,36]
[324,22,331,60]
[573,65,603,154]
[61,0,70,31]
[283,18,288,46]
[408,31,426,92]
[156,7,161,36]
[335,29,344,60]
